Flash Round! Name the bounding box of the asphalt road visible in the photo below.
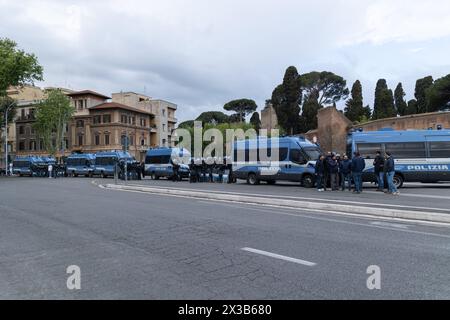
[0,177,449,299]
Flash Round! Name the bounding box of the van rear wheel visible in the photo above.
[247,173,260,185]
[393,174,404,189]
[301,174,314,188]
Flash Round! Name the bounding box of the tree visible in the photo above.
[406,99,418,115]
[0,38,43,96]
[302,92,321,132]
[415,76,434,114]
[426,74,450,112]
[0,96,17,130]
[34,89,74,156]
[271,66,303,135]
[344,80,366,122]
[249,112,261,130]
[178,120,194,129]
[372,79,396,120]
[229,113,245,123]
[196,111,230,125]
[300,71,349,106]
[394,83,408,116]
[223,99,257,123]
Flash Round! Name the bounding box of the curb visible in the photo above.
[103,183,450,224]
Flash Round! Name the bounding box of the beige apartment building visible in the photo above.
[1,86,178,166]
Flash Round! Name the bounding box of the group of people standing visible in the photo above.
[315,151,399,195]
[188,158,234,184]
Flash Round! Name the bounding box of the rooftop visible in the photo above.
[89,102,154,115]
[67,90,111,100]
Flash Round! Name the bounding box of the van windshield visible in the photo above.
[303,147,321,161]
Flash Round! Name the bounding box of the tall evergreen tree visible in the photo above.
[249,112,261,130]
[394,83,408,116]
[372,79,396,120]
[301,92,321,132]
[425,74,450,112]
[344,80,365,122]
[415,76,434,114]
[406,99,418,115]
[271,66,303,135]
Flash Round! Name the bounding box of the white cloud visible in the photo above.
[341,0,450,45]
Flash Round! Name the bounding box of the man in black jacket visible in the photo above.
[315,155,325,192]
[373,151,385,192]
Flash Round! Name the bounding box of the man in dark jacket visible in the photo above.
[385,152,400,195]
[373,151,385,191]
[351,152,366,194]
[315,155,325,192]
[339,155,352,191]
[327,155,339,191]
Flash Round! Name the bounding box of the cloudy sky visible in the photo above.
[1,0,450,122]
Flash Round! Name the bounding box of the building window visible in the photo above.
[121,115,127,124]
[93,115,102,124]
[78,100,84,109]
[39,140,44,150]
[104,134,110,146]
[19,126,24,135]
[19,141,25,151]
[65,139,69,149]
[103,114,111,123]
[132,117,136,125]
[78,134,83,146]
[162,109,166,117]
[162,139,166,146]
[29,140,36,151]
[130,136,134,146]
[21,109,25,119]
[76,120,84,128]
[94,134,100,146]
[163,124,166,132]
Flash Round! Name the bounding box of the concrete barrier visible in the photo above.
[102,183,450,224]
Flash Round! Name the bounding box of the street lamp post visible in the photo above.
[4,101,15,176]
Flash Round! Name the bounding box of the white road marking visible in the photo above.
[370,221,410,229]
[241,247,317,267]
[365,191,450,200]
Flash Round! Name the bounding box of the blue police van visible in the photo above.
[144,147,191,180]
[94,151,133,178]
[65,153,96,177]
[232,136,321,187]
[12,156,54,177]
[348,129,450,188]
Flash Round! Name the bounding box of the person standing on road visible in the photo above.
[327,154,339,191]
[323,152,332,191]
[339,155,352,191]
[385,152,400,196]
[171,159,180,182]
[315,155,325,192]
[373,151,385,192]
[9,162,13,176]
[351,152,365,194]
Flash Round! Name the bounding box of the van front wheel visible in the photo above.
[247,173,260,185]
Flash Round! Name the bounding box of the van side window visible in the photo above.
[289,149,305,164]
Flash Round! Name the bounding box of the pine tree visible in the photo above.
[415,76,434,114]
[394,83,408,116]
[301,92,321,132]
[344,80,365,122]
[373,79,396,119]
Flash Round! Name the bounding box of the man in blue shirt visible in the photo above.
[351,152,365,194]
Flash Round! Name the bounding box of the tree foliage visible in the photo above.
[406,99,418,115]
[394,83,408,116]
[301,92,321,132]
[249,111,261,131]
[372,79,396,120]
[270,66,303,135]
[426,74,450,112]
[34,89,74,156]
[196,111,230,125]
[415,76,434,114]
[0,96,17,130]
[0,38,43,96]
[223,99,257,123]
[300,71,349,106]
[344,80,369,122]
